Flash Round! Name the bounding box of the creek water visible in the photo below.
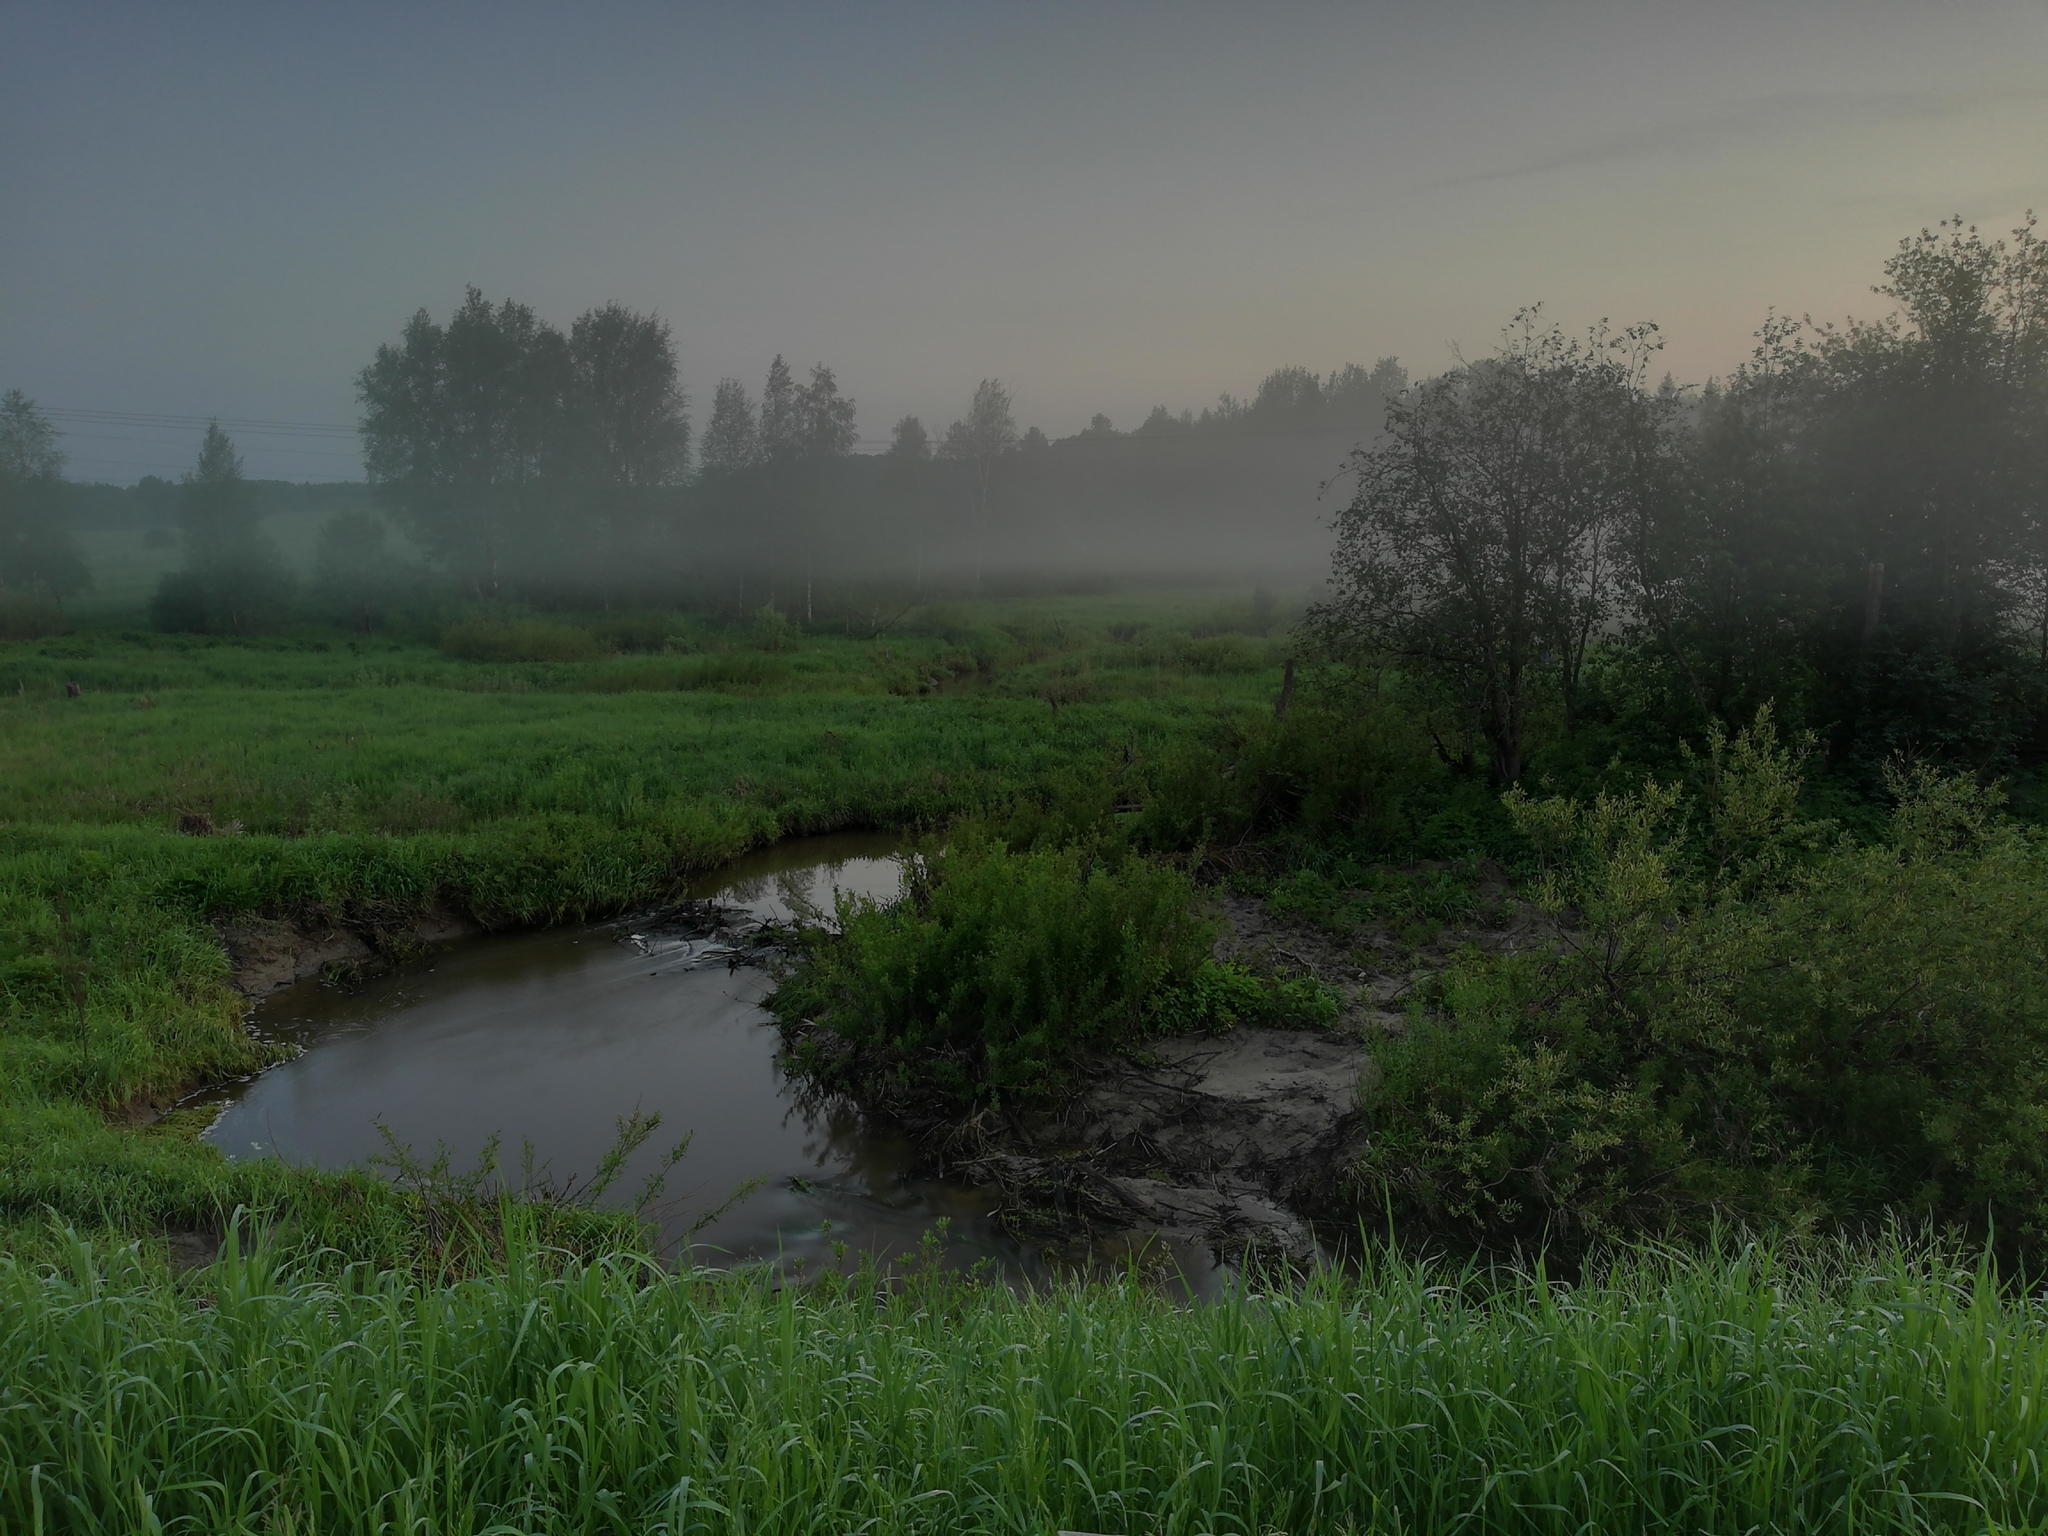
[201,833,1056,1280]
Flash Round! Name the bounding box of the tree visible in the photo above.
[700,378,759,473]
[1782,217,2048,762]
[314,509,418,631]
[357,287,574,595]
[940,378,1017,592]
[887,415,931,461]
[569,303,690,489]
[758,355,801,464]
[152,422,291,634]
[0,390,89,599]
[796,363,857,459]
[564,303,689,571]
[1309,314,1665,782]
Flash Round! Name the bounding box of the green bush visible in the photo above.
[773,835,1231,1107]
[440,618,603,663]
[1358,711,2048,1254]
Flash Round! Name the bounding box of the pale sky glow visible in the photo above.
[4,1,2045,480]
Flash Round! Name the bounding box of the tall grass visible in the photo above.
[2,1228,2042,1533]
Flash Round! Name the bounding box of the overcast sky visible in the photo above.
[4,1,2044,481]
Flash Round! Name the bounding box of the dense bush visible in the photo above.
[1359,711,2048,1253]
[772,834,1332,1108]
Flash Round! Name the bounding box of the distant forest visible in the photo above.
[4,215,2045,778]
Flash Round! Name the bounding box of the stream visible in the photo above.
[200,833,1072,1282]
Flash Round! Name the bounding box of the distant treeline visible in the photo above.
[5,214,2044,784]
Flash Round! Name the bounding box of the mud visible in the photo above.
[216,908,479,997]
[886,875,1549,1265]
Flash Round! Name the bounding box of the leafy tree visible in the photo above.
[886,414,931,461]
[568,303,690,489]
[1786,216,2048,764]
[0,390,88,599]
[940,378,1017,591]
[758,355,802,464]
[564,303,690,569]
[700,379,760,473]
[1309,313,1671,781]
[357,287,574,595]
[152,423,291,634]
[796,363,857,459]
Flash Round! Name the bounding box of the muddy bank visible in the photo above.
[216,908,483,997]
[802,879,1544,1266]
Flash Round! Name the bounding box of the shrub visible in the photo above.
[439,619,602,664]
[773,835,1237,1108]
[1358,710,2048,1254]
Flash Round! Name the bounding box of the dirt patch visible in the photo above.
[163,1228,222,1273]
[838,877,1554,1266]
[215,907,479,997]
[958,1025,1374,1263]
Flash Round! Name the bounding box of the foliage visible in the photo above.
[0,390,90,600]
[150,423,293,635]
[0,599,1291,1253]
[772,834,1222,1107]
[1307,313,1679,783]
[4,1229,2047,1533]
[356,288,694,596]
[1358,710,2048,1252]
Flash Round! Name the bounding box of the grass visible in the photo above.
[3,1225,2043,1534]
[0,590,1293,1260]
[9,578,2047,1530]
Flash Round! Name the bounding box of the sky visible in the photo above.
[3,1,2045,482]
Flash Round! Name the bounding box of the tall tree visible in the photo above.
[796,364,857,459]
[887,414,931,461]
[700,378,759,473]
[940,378,1016,592]
[357,287,574,595]
[568,303,690,489]
[758,355,802,464]
[153,422,291,634]
[0,390,88,599]
[1308,315,1660,781]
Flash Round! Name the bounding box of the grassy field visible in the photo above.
[0,591,1294,1265]
[8,585,2048,1531]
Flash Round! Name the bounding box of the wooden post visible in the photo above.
[1274,657,1296,719]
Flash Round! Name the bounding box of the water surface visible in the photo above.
[202,833,1044,1278]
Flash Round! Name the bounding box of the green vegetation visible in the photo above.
[4,213,2047,1525]
[0,596,1291,1262]
[773,833,1336,1111]
[5,1227,2045,1533]
[1360,715,2048,1252]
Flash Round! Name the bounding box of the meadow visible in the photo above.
[0,591,1293,1265]
[7,588,2048,1532]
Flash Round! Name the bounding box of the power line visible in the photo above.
[42,406,360,439]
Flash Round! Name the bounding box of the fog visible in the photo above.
[3,2,2045,627]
